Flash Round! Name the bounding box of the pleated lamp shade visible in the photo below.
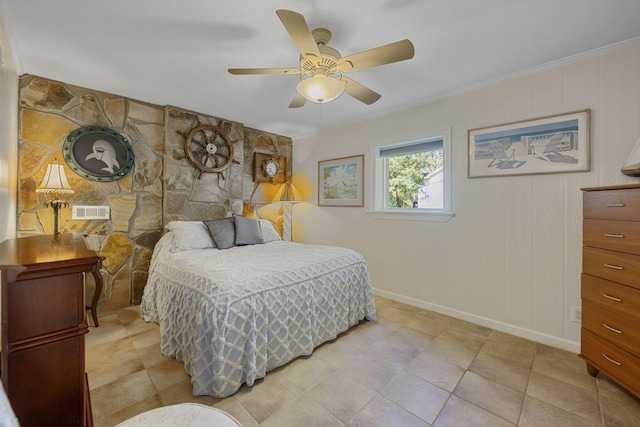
[36,160,74,194]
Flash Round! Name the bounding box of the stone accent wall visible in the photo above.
[17,75,292,311]
[163,107,244,222]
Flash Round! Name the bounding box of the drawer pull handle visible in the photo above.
[602,323,623,334]
[602,293,622,302]
[602,353,622,366]
[604,263,623,270]
[605,203,625,207]
[603,233,624,238]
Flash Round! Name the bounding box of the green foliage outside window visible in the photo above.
[387,150,443,208]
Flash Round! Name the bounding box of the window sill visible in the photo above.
[367,210,456,222]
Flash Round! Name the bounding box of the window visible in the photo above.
[370,128,454,222]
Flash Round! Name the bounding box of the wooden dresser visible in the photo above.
[581,184,640,398]
[0,233,100,426]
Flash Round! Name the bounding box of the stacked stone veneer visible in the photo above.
[17,75,292,309]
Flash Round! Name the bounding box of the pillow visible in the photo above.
[259,219,281,243]
[204,217,236,249]
[165,221,215,252]
[233,214,264,246]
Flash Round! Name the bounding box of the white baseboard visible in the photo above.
[372,288,580,354]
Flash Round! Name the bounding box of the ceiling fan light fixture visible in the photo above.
[296,73,345,104]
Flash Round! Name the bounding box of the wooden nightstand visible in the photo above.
[0,233,101,427]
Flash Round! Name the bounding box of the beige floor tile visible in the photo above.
[597,374,640,404]
[306,369,376,423]
[600,393,640,427]
[128,327,161,351]
[146,358,190,392]
[92,395,163,427]
[424,336,479,369]
[213,395,260,427]
[393,325,435,350]
[236,372,304,423]
[86,302,640,426]
[86,315,129,347]
[407,350,466,392]
[526,371,601,423]
[90,370,157,419]
[86,337,144,390]
[347,394,431,427]
[381,370,450,423]
[88,356,146,392]
[468,351,531,393]
[453,371,524,424]
[376,305,418,325]
[278,354,337,392]
[157,378,219,407]
[135,342,172,369]
[371,296,396,310]
[436,325,489,350]
[118,306,158,336]
[406,313,450,336]
[262,395,343,427]
[340,321,395,349]
[434,395,515,427]
[367,331,421,366]
[479,333,536,369]
[329,350,403,392]
[532,344,597,393]
[518,396,601,427]
[448,317,493,337]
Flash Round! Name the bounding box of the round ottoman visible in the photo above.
[115,403,242,427]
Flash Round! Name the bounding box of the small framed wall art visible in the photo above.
[63,126,134,181]
[318,154,364,207]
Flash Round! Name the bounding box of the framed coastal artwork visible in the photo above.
[318,155,364,207]
[468,109,590,178]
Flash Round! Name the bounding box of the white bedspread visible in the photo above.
[141,234,377,397]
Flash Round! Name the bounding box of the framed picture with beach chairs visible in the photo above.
[468,109,590,178]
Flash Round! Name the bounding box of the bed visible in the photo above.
[140,217,377,398]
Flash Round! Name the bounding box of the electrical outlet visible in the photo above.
[571,306,582,323]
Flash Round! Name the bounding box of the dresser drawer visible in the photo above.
[6,274,85,342]
[582,300,640,355]
[582,247,640,289]
[583,188,640,220]
[584,219,640,255]
[582,274,640,324]
[581,329,640,396]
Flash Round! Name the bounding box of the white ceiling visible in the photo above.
[2,0,640,139]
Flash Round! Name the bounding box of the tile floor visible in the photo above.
[86,296,640,426]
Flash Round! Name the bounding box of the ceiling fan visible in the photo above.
[228,9,415,108]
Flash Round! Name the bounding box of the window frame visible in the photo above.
[368,127,454,222]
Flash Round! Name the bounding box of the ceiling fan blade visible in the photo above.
[228,68,300,75]
[343,77,381,105]
[288,92,307,108]
[337,39,415,73]
[275,9,322,61]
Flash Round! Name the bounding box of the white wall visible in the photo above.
[0,15,18,243]
[292,44,640,352]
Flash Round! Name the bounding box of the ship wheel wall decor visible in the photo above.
[182,124,238,179]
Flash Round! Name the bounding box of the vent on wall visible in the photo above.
[72,205,110,220]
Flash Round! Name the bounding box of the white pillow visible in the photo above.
[165,221,215,251]
[259,219,282,242]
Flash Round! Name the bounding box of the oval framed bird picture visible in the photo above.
[63,126,135,182]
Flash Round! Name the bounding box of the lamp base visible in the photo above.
[45,199,69,235]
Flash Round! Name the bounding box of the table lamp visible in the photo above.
[272,182,301,241]
[36,159,74,235]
